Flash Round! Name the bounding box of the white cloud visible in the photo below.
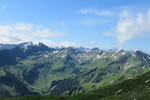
[77,8,112,16]
[76,8,112,26]
[0,23,63,44]
[104,9,150,45]
[35,40,80,48]
[59,41,80,47]
[79,18,111,26]
[90,41,97,44]
[0,22,80,47]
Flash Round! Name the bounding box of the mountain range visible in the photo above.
[0,42,150,99]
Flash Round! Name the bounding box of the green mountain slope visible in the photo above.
[1,70,150,100]
[0,42,150,98]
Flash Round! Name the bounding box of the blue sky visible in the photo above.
[0,0,150,52]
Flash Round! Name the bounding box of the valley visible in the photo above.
[0,42,150,98]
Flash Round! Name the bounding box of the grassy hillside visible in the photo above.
[1,70,150,100]
[0,46,150,97]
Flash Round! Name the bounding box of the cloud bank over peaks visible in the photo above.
[104,9,150,45]
[38,40,80,48]
[0,22,80,47]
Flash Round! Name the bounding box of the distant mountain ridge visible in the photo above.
[0,41,146,54]
[0,42,150,98]
[0,42,122,52]
[0,42,34,50]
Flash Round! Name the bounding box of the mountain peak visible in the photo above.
[38,42,46,46]
[19,41,34,48]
